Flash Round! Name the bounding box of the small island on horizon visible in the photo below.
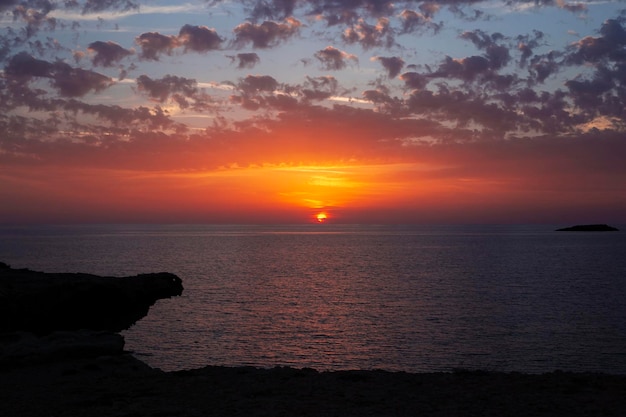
[555,224,619,232]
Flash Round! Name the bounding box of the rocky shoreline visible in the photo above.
[2,262,626,416]
[3,353,626,417]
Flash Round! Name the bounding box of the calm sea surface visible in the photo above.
[1,224,625,374]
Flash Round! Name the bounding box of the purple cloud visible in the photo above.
[374,56,405,78]
[178,24,223,53]
[88,41,133,67]
[233,18,301,49]
[135,32,178,61]
[315,46,358,70]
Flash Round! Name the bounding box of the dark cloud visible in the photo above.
[88,41,133,67]
[137,74,198,102]
[266,93,299,110]
[567,19,626,64]
[426,30,512,85]
[399,71,428,89]
[0,0,19,11]
[460,30,510,69]
[50,62,112,97]
[5,52,112,97]
[233,18,301,49]
[135,32,178,61]
[362,89,390,103]
[228,52,261,69]
[137,24,225,60]
[81,0,139,14]
[403,79,547,136]
[308,0,395,20]
[314,46,358,70]
[300,75,339,101]
[218,0,403,24]
[342,17,394,49]
[248,0,298,20]
[565,66,625,119]
[239,75,279,94]
[432,55,491,81]
[178,24,223,53]
[5,51,53,78]
[528,51,561,84]
[374,56,405,78]
[10,2,56,38]
[516,31,547,68]
[518,89,576,134]
[399,9,441,34]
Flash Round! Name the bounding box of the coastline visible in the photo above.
[2,353,626,417]
[2,262,626,416]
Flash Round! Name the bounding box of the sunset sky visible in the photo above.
[1,0,625,224]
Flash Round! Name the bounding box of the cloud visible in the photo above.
[9,2,57,38]
[5,52,112,97]
[88,41,133,67]
[300,75,339,101]
[555,0,587,14]
[178,24,223,53]
[80,0,139,14]
[424,30,512,85]
[314,46,358,70]
[432,55,491,81]
[0,0,19,11]
[528,51,561,84]
[308,0,395,21]
[228,52,261,69]
[135,32,179,61]
[238,75,279,94]
[247,0,298,20]
[136,74,198,102]
[342,17,394,49]
[399,9,441,34]
[51,63,113,97]
[373,56,405,78]
[4,51,53,78]
[233,17,301,49]
[399,71,428,89]
[566,19,626,65]
[134,25,223,60]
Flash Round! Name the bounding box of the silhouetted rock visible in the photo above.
[0,262,183,334]
[555,224,619,231]
[2,357,626,417]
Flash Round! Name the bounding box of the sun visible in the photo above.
[316,212,328,223]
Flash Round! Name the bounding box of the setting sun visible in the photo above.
[316,213,328,223]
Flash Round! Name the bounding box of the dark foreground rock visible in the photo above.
[1,354,625,417]
[556,224,619,231]
[0,262,183,334]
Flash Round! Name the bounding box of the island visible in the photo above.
[556,224,619,231]
[2,262,626,417]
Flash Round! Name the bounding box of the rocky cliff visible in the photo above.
[0,262,183,366]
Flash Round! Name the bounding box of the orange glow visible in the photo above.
[3,149,623,224]
[316,212,328,222]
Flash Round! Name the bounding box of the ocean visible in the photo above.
[1,224,625,374]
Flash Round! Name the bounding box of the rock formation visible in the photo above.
[0,261,183,366]
[0,262,183,334]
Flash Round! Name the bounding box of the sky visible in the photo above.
[1,0,625,224]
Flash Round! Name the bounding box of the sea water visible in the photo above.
[1,224,625,374]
